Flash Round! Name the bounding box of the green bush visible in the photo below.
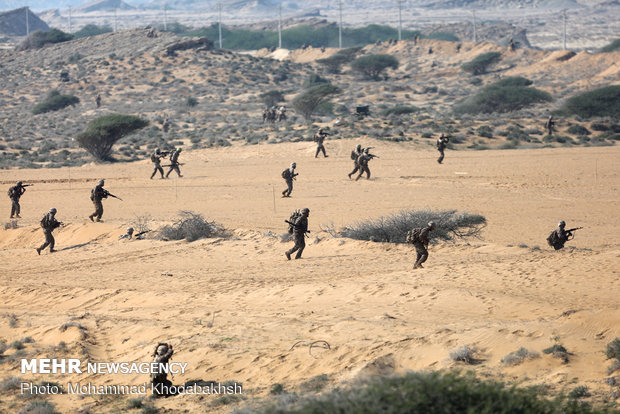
[237,371,606,414]
[292,84,341,121]
[606,338,620,360]
[317,47,362,73]
[461,52,502,75]
[454,78,552,115]
[567,125,590,136]
[339,209,486,243]
[73,24,113,39]
[351,54,399,80]
[477,125,493,138]
[492,76,533,88]
[259,90,285,107]
[427,32,459,41]
[77,114,149,161]
[560,86,620,119]
[32,90,80,114]
[600,38,620,53]
[383,105,419,116]
[18,29,73,50]
[304,73,329,88]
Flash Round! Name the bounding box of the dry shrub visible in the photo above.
[159,211,226,242]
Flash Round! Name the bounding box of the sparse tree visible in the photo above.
[77,114,148,161]
[350,54,399,80]
[292,84,341,122]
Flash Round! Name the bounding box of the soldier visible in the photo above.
[8,181,27,218]
[151,343,174,397]
[545,116,555,135]
[546,220,582,250]
[508,38,516,51]
[281,162,298,197]
[119,227,134,240]
[437,133,449,164]
[285,207,309,260]
[150,148,167,179]
[36,208,62,255]
[456,43,462,53]
[165,148,183,178]
[89,179,108,222]
[95,94,101,108]
[162,118,170,133]
[407,221,436,269]
[276,106,287,122]
[314,128,329,158]
[348,144,363,179]
[355,148,377,181]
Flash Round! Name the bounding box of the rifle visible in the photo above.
[284,220,310,234]
[106,192,123,201]
[22,184,33,187]
[565,227,583,240]
[161,163,185,167]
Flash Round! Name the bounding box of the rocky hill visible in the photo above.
[74,0,135,13]
[0,7,50,37]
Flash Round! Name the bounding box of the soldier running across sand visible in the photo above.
[165,148,183,178]
[348,144,364,179]
[281,162,298,197]
[314,128,329,158]
[407,221,436,269]
[150,148,168,179]
[285,208,310,260]
[355,148,378,181]
[36,208,62,255]
[437,133,449,164]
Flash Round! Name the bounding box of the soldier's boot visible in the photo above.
[347,173,352,179]
[49,249,56,253]
[36,248,41,255]
[16,214,21,218]
[285,252,291,260]
[89,215,94,222]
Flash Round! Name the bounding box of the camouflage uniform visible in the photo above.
[314,129,328,158]
[437,134,449,164]
[89,181,108,222]
[355,150,374,181]
[545,116,555,135]
[285,209,309,260]
[37,209,61,254]
[150,149,166,179]
[165,148,183,178]
[8,182,26,218]
[348,145,363,179]
[151,343,174,397]
[410,222,435,269]
[282,163,297,197]
[95,94,101,108]
[548,221,572,250]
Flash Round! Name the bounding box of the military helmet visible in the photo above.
[558,220,566,228]
[428,221,436,228]
[177,147,182,152]
[98,179,105,186]
[318,128,324,133]
[157,344,168,355]
[49,208,57,214]
[291,162,296,168]
[17,181,23,186]
[301,208,310,214]
[356,144,362,150]
[127,227,134,233]
[155,147,161,153]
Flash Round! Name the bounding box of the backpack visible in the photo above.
[282,169,291,179]
[287,210,301,234]
[406,228,422,244]
[546,230,559,247]
[150,153,158,162]
[351,150,358,160]
[8,187,16,198]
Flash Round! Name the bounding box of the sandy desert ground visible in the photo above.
[0,139,619,412]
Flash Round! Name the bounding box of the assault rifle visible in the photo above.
[284,219,310,234]
[105,191,123,201]
[565,227,583,239]
[22,184,34,187]
[161,163,185,167]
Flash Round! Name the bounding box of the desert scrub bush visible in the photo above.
[454,77,552,115]
[350,54,399,80]
[461,52,501,75]
[568,385,590,399]
[304,73,329,88]
[543,344,570,363]
[0,376,22,391]
[292,84,341,122]
[18,29,73,50]
[20,400,58,413]
[427,31,459,41]
[73,24,113,39]
[259,90,285,107]
[606,338,620,360]
[338,209,486,243]
[317,47,362,73]
[560,86,620,119]
[502,347,540,366]
[567,124,591,136]
[77,114,149,161]
[600,38,620,53]
[184,96,198,107]
[32,90,79,114]
[383,105,419,116]
[450,345,479,364]
[159,211,227,242]
[234,370,606,414]
[476,125,493,138]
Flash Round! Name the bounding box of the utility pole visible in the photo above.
[25,6,30,36]
[397,0,402,41]
[218,3,222,48]
[562,9,567,50]
[278,4,282,48]
[68,6,72,33]
[164,3,168,31]
[338,0,343,48]
[472,9,477,43]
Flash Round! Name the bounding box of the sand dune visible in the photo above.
[0,140,619,412]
